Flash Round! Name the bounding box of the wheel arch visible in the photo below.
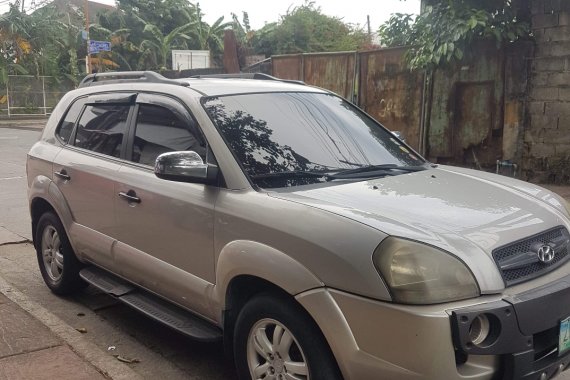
[29,177,74,249]
[215,240,325,361]
[214,240,323,305]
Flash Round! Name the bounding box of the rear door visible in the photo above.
[53,93,135,268]
[113,93,218,315]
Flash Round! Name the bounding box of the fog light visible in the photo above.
[469,314,491,346]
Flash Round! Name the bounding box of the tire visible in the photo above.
[234,293,342,380]
[35,212,86,295]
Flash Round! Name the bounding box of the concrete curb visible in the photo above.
[0,118,46,131]
[0,274,143,380]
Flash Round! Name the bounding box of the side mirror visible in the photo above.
[154,151,218,184]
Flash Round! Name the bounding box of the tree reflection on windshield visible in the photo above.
[205,98,317,177]
[203,92,424,189]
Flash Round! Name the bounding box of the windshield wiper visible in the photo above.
[329,164,427,180]
[251,165,427,182]
[250,170,333,180]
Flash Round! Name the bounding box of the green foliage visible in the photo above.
[378,13,416,48]
[378,0,531,70]
[191,4,231,53]
[0,3,82,82]
[252,2,368,56]
[116,0,196,35]
[1,0,373,79]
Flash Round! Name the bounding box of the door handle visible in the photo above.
[54,170,70,181]
[118,191,141,204]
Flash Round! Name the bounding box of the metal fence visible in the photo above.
[0,75,75,117]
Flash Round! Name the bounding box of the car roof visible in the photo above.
[176,78,328,97]
[77,72,328,98]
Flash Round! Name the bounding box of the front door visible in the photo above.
[113,94,217,315]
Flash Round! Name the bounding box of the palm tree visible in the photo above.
[190,4,230,52]
[137,15,196,70]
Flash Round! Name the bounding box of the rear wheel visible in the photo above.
[234,293,342,380]
[35,212,85,295]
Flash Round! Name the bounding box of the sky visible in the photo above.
[196,0,421,30]
[1,0,421,30]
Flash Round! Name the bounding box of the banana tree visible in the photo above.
[138,16,196,70]
[190,4,230,53]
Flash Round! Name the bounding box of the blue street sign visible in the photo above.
[88,40,111,54]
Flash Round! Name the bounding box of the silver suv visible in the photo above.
[27,71,570,380]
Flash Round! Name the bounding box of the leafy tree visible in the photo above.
[378,0,530,70]
[253,2,368,56]
[378,13,416,48]
[0,4,31,82]
[98,10,146,70]
[99,1,230,70]
[116,0,196,35]
[0,3,75,81]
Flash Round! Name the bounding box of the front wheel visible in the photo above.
[35,212,85,295]
[234,293,342,380]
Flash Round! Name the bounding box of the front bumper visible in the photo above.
[296,274,570,380]
[452,275,570,380]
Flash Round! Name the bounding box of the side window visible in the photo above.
[132,103,205,166]
[74,104,130,158]
[56,97,87,143]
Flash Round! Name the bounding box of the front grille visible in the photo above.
[493,227,570,286]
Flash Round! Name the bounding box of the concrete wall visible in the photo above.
[525,0,570,183]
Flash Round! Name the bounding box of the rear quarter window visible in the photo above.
[56,97,87,143]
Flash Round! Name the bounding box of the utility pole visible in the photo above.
[367,15,372,44]
[21,0,25,12]
[85,0,91,73]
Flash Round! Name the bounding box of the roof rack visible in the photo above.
[78,71,190,88]
[190,73,305,85]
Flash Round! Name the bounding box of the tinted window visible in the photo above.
[57,97,87,143]
[74,104,129,158]
[132,104,205,166]
[204,93,424,187]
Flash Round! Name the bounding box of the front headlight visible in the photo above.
[373,237,480,305]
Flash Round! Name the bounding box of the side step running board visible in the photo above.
[79,267,222,342]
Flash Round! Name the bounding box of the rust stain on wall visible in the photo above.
[358,48,424,151]
[427,42,505,168]
[265,41,529,173]
[303,53,356,101]
[272,55,303,80]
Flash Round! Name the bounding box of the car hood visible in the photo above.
[269,165,570,293]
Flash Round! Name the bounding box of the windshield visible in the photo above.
[203,92,425,188]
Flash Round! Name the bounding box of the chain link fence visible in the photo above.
[0,75,75,117]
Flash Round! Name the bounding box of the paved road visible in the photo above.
[2,126,570,380]
[0,127,36,241]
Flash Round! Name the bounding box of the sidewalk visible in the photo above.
[0,272,141,380]
[0,292,106,380]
